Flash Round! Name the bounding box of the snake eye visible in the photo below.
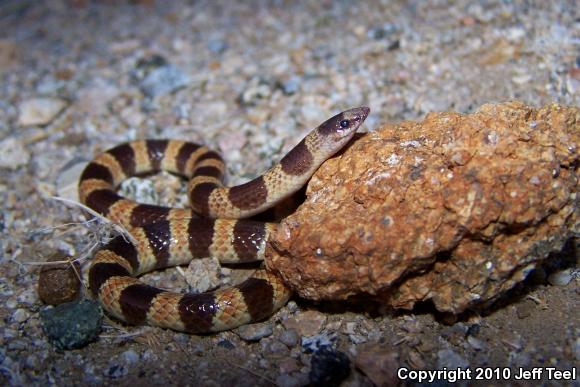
[339,119,350,128]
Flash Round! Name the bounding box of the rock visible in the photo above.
[121,350,139,364]
[235,321,274,342]
[279,328,300,347]
[309,347,351,387]
[119,176,159,205]
[216,339,234,349]
[282,310,327,337]
[37,251,81,305]
[183,257,221,293]
[301,332,337,354]
[133,54,189,97]
[12,308,30,323]
[40,299,102,350]
[105,364,128,379]
[354,345,399,387]
[17,97,68,126]
[267,102,580,314]
[0,137,30,170]
[267,341,286,356]
[547,268,574,286]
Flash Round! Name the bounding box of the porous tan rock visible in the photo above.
[267,102,579,313]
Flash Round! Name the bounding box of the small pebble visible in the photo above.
[17,289,38,305]
[105,364,128,379]
[0,137,30,170]
[119,177,158,205]
[121,350,139,364]
[467,336,485,350]
[547,268,573,286]
[217,339,235,349]
[269,341,288,354]
[12,308,30,323]
[8,339,29,351]
[258,358,269,369]
[184,257,221,293]
[5,299,17,309]
[133,54,189,97]
[24,354,40,370]
[301,332,337,353]
[235,322,274,341]
[283,310,327,337]
[348,334,367,345]
[17,97,68,126]
[279,328,300,347]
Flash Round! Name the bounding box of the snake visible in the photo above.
[79,106,370,333]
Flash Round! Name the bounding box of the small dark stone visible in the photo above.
[105,364,128,379]
[367,23,398,40]
[134,54,168,76]
[465,323,481,337]
[217,339,235,349]
[308,347,351,387]
[40,299,102,350]
[38,251,81,305]
[279,328,299,347]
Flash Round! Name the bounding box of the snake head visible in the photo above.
[316,106,370,152]
[318,106,370,137]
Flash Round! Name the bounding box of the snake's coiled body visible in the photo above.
[80,107,369,333]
